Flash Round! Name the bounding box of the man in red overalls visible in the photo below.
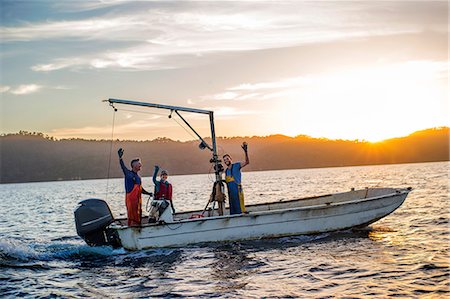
[118,148,151,226]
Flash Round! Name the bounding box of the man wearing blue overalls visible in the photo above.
[223,142,249,215]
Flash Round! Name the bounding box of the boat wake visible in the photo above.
[0,237,183,271]
[0,238,118,268]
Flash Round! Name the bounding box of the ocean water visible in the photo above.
[0,161,448,298]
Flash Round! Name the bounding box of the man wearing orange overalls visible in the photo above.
[118,148,151,226]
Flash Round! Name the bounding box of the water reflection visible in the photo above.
[364,226,407,247]
[117,249,182,274]
[209,242,258,291]
[73,248,184,297]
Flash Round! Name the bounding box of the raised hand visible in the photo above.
[241,142,248,152]
[118,148,124,158]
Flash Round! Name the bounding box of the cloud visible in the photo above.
[9,84,43,95]
[48,118,177,140]
[53,85,72,90]
[214,107,256,117]
[211,92,239,100]
[0,86,11,93]
[53,0,130,12]
[31,58,84,72]
[2,84,71,95]
[206,77,307,101]
[1,17,147,42]
[230,77,311,91]
[31,49,168,72]
[10,1,443,72]
[207,60,449,103]
[201,106,256,118]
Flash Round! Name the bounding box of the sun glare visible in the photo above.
[279,61,448,142]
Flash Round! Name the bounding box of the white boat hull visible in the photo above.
[111,187,411,250]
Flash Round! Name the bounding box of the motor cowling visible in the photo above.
[74,198,119,247]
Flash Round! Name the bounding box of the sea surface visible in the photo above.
[0,162,449,298]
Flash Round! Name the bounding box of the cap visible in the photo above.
[161,170,168,175]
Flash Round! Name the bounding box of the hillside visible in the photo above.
[0,127,448,183]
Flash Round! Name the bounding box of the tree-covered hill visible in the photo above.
[0,127,448,183]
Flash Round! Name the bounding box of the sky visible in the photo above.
[1,0,448,142]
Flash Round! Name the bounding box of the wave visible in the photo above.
[0,237,182,271]
[0,238,118,267]
[0,239,42,262]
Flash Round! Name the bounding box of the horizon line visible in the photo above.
[2,126,448,143]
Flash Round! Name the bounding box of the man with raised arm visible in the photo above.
[223,142,249,215]
[118,148,151,226]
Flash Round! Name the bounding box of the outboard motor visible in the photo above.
[74,198,120,247]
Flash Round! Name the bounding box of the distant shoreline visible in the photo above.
[1,127,448,184]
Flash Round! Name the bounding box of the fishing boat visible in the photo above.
[74,98,412,250]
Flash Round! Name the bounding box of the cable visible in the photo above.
[105,106,117,200]
[172,116,198,140]
[117,106,199,141]
[207,163,215,183]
